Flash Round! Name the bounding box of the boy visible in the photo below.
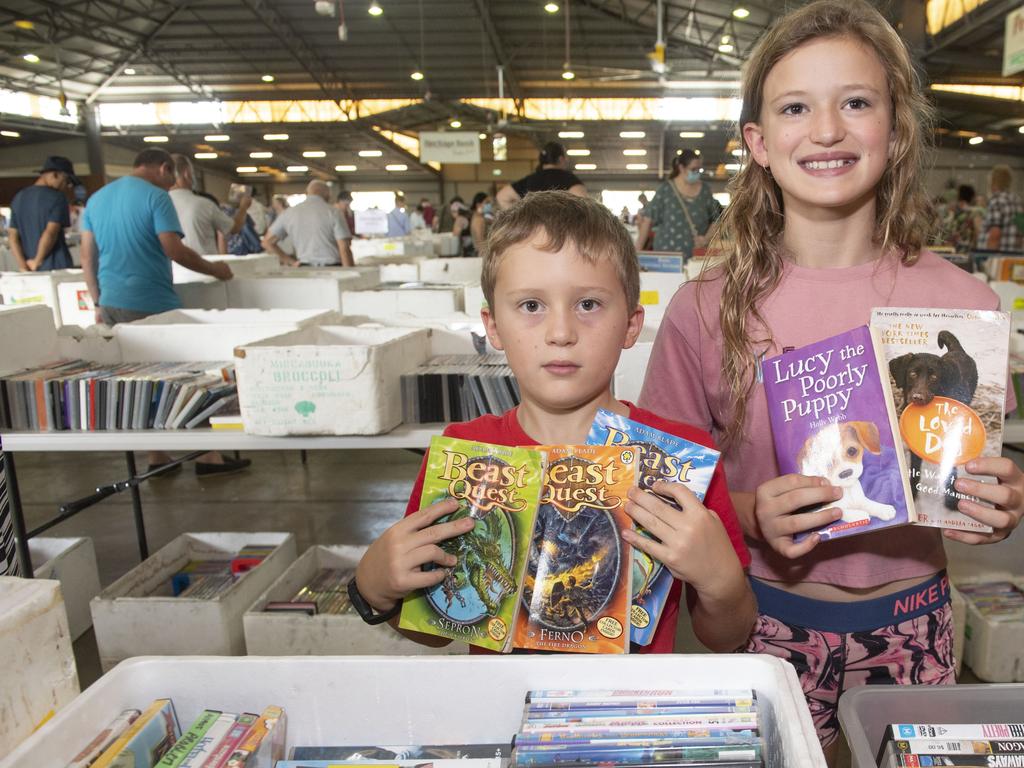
[353,191,756,653]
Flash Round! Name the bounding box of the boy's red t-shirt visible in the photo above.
[403,402,751,654]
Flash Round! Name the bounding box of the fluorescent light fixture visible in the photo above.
[479,132,487,140]
[250,151,273,158]
[287,165,309,172]
[143,135,168,143]
[450,119,462,128]
[574,163,596,170]
[23,53,40,63]
[968,136,984,145]
[194,152,217,159]
[358,149,383,157]
[368,0,383,15]
[623,149,647,156]
[558,130,585,138]
[718,43,734,53]
[261,74,275,83]
[236,166,258,173]
[679,131,705,138]
[619,131,645,138]
[562,69,575,80]
[545,2,559,12]
[0,130,21,138]
[410,71,424,80]
[566,149,590,156]
[263,133,288,140]
[626,163,648,170]
[205,134,230,142]
[302,150,326,158]
[385,164,408,171]
[725,163,741,171]
[732,148,743,157]
[733,7,750,18]
[123,67,136,75]
[492,168,502,175]
[335,164,357,171]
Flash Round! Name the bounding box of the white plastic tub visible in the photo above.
[30,537,101,640]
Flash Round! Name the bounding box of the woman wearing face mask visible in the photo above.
[634,149,722,261]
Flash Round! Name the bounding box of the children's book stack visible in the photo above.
[877,723,1024,768]
[958,582,1024,623]
[264,567,355,616]
[401,354,519,423]
[167,545,275,600]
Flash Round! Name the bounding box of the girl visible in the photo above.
[639,0,1024,758]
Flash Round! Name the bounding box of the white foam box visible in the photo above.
[950,583,965,677]
[341,285,464,320]
[226,268,380,311]
[430,232,460,257]
[639,272,686,320]
[30,537,101,641]
[243,545,466,656]
[174,276,229,310]
[614,325,658,402]
[3,654,825,768]
[0,304,58,375]
[365,314,500,356]
[991,280,1024,312]
[464,283,486,314]
[55,325,122,365]
[90,532,297,672]
[172,252,278,283]
[55,280,95,327]
[235,326,428,435]
[0,269,86,326]
[0,577,79,758]
[378,262,421,283]
[418,257,482,285]
[352,237,434,261]
[956,572,1024,682]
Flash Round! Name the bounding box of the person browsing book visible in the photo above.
[353,191,756,654]
[638,1,1024,760]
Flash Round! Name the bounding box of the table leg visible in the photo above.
[4,452,31,578]
[124,452,149,560]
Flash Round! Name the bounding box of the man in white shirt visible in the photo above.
[262,180,354,267]
[168,154,251,254]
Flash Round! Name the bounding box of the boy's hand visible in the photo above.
[754,474,842,559]
[622,481,740,599]
[943,456,1024,545]
[354,498,474,612]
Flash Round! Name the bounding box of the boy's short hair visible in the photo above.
[482,190,639,311]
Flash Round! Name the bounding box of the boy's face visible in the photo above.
[482,234,644,414]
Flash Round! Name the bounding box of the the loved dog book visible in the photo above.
[586,408,720,646]
[762,325,916,541]
[398,436,546,652]
[871,308,1011,533]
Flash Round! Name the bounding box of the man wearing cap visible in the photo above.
[8,155,79,272]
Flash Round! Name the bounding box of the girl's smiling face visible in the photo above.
[743,36,893,217]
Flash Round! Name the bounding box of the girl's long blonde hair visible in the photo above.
[709,0,935,449]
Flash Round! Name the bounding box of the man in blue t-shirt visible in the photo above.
[8,156,78,272]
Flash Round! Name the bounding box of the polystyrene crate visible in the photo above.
[341,285,464,320]
[55,280,95,327]
[243,545,466,656]
[0,304,58,375]
[0,268,87,326]
[174,277,229,310]
[361,314,499,356]
[464,283,486,314]
[90,532,297,671]
[379,262,422,283]
[4,654,824,768]
[639,271,686,320]
[0,576,79,758]
[234,326,428,435]
[614,325,658,402]
[418,257,482,285]
[172,252,278,283]
[226,268,380,311]
[429,232,460,257]
[30,537,101,641]
[956,572,1024,682]
[839,683,1024,768]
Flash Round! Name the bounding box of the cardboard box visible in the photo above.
[235,326,428,435]
[174,278,229,310]
[341,285,463,320]
[90,532,297,671]
[639,272,686,320]
[30,537,101,641]
[4,654,825,768]
[0,577,79,757]
[0,269,88,326]
[0,304,59,375]
[172,252,278,283]
[956,572,1024,682]
[418,257,482,285]
[243,545,467,656]
[614,326,657,402]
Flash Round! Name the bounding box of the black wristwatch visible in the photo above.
[348,577,401,625]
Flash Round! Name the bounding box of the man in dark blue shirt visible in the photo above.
[8,156,79,272]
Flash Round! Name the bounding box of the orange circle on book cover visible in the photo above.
[487,617,507,641]
[898,396,986,466]
[597,616,624,639]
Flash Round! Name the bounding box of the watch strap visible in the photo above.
[348,577,401,625]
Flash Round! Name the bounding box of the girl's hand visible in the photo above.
[943,457,1024,545]
[754,474,842,559]
[622,481,742,599]
[353,498,471,611]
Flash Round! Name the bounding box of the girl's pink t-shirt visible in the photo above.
[640,250,1009,588]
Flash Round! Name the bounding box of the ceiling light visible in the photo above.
[1,130,21,138]
[492,168,502,176]
[410,71,424,80]
[143,136,168,143]
[623,149,647,156]
[558,131,585,139]
[23,53,40,64]
[287,165,309,172]
[566,149,590,156]
[718,43,734,53]
[562,69,575,80]
[261,74,275,83]
[236,166,258,173]
[358,149,383,157]
[450,120,462,128]
[194,152,217,159]
[386,164,408,171]
[368,0,383,15]
[250,151,273,158]
[732,7,750,18]
[263,133,288,141]
[205,134,230,142]
[620,131,646,139]
[124,67,137,76]
[626,163,648,170]
[545,2,560,12]
[968,136,984,145]
[725,162,741,171]
[335,164,357,171]
[1019,126,1024,134]
[732,148,743,157]
[679,131,705,139]
[479,132,487,140]
[575,163,596,170]
[721,35,732,44]
[303,150,326,158]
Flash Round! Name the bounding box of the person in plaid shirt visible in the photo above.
[982,165,1024,251]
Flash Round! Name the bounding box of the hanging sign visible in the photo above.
[1003,5,1024,76]
[419,131,481,164]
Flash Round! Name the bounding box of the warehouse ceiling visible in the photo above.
[0,0,1022,180]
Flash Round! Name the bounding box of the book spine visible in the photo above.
[200,713,258,768]
[893,740,1024,756]
[64,709,141,768]
[177,712,237,768]
[155,709,220,767]
[892,726,1024,741]
[869,325,917,522]
[899,756,1024,768]
[526,690,755,705]
[223,705,284,766]
[91,699,177,768]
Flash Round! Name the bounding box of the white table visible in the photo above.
[1,423,442,577]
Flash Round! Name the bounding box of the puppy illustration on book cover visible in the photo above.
[762,325,916,541]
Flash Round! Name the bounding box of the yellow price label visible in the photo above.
[640,290,660,306]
